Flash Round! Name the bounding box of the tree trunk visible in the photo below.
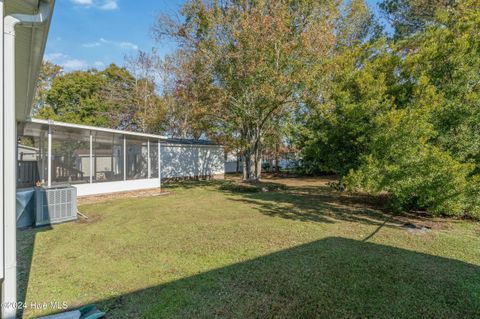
[256,154,263,179]
[242,152,250,181]
[275,143,280,173]
[242,145,262,182]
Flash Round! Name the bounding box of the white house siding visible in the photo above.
[161,144,225,179]
[17,145,38,161]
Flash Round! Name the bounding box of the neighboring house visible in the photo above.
[18,144,39,161]
[225,152,241,173]
[225,152,298,174]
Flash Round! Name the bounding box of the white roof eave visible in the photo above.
[28,118,171,140]
[5,0,55,121]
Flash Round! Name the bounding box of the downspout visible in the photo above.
[0,0,5,286]
[3,2,52,318]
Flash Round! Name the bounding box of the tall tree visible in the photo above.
[154,0,340,181]
[158,50,217,139]
[379,0,455,38]
[337,0,381,48]
[42,69,109,126]
[125,50,166,133]
[33,61,63,114]
[36,63,165,132]
[100,64,138,130]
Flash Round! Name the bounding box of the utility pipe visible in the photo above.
[3,2,52,318]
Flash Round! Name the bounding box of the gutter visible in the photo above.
[3,2,52,318]
[4,2,51,33]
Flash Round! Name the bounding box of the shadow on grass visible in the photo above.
[17,225,52,318]
[163,177,404,228]
[84,237,479,318]
[217,178,403,228]
[161,178,222,190]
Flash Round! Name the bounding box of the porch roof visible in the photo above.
[22,118,222,147]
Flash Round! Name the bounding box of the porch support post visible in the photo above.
[147,138,151,179]
[39,133,44,183]
[47,126,52,187]
[89,131,93,184]
[158,141,162,190]
[123,135,126,181]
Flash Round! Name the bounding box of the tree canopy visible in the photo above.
[35,63,164,133]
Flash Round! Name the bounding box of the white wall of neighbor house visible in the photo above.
[224,152,298,173]
[225,153,241,173]
[161,144,225,179]
[18,144,38,161]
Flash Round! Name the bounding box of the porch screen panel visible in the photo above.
[150,140,159,178]
[51,127,90,185]
[17,133,47,187]
[93,132,124,183]
[126,138,148,180]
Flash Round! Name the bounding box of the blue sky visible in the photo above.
[45,0,384,72]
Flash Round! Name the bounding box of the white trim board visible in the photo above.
[74,178,160,197]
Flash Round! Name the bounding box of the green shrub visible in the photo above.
[344,104,479,217]
[345,148,476,217]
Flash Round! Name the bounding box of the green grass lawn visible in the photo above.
[18,177,480,318]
